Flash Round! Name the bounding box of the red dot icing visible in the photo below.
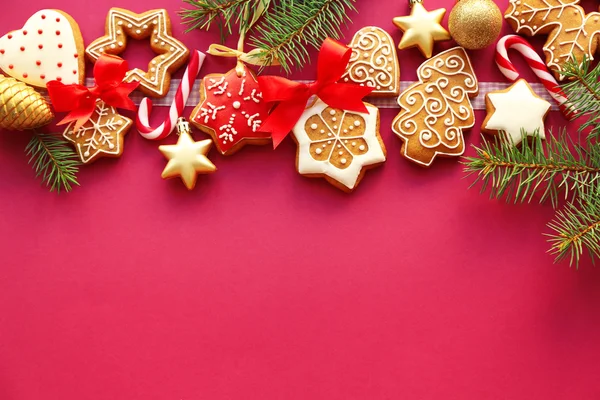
[23,73,28,78]
[74,54,78,58]
[7,34,12,39]
[56,77,62,82]
[56,18,60,22]
[23,30,27,35]
[72,70,77,74]
[56,31,61,36]
[38,30,43,34]
[57,62,62,68]
[58,44,63,49]
[41,15,46,19]
[8,64,13,69]
[0,50,4,54]
[36,60,41,65]
[40,74,45,79]
[20,46,25,51]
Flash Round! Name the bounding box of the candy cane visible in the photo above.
[137,50,206,140]
[496,35,575,117]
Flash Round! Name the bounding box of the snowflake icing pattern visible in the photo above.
[192,66,271,154]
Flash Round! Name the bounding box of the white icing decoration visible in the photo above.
[243,88,262,103]
[484,79,550,145]
[62,101,128,163]
[85,9,188,96]
[392,47,478,167]
[310,123,318,130]
[315,148,322,155]
[198,101,226,123]
[233,101,241,109]
[505,0,600,80]
[0,9,81,87]
[353,121,360,127]
[292,98,386,190]
[219,114,238,143]
[340,26,399,95]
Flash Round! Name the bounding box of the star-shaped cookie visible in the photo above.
[482,79,551,145]
[86,8,189,98]
[159,131,216,190]
[63,101,132,164]
[393,2,450,58]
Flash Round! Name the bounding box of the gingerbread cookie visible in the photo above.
[292,98,386,192]
[0,10,85,88]
[341,26,400,97]
[482,79,550,145]
[391,47,478,167]
[86,8,189,98]
[190,65,272,155]
[63,101,132,163]
[505,0,600,80]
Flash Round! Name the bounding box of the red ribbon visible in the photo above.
[47,54,139,131]
[258,38,374,148]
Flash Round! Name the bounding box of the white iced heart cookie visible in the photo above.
[0,9,85,88]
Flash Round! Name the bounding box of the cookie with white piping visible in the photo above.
[291,98,386,192]
[86,8,189,98]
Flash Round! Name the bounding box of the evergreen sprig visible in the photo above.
[561,56,600,141]
[547,184,600,266]
[25,132,81,193]
[180,0,356,73]
[463,132,600,208]
[180,0,261,38]
[250,0,356,73]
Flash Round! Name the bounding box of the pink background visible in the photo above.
[2,0,600,399]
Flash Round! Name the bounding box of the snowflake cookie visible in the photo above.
[292,98,386,192]
[63,101,132,164]
[190,65,272,155]
[505,0,600,80]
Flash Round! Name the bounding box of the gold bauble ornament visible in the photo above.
[448,0,502,50]
[0,75,54,131]
[159,118,217,190]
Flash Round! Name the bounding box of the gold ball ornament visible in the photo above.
[0,75,54,131]
[448,0,503,50]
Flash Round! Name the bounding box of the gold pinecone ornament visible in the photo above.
[0,75,54,131]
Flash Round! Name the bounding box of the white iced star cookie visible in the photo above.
[292,98,386,192]
[482,79,551,144]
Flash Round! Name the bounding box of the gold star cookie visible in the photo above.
[86,8,189,98]
[159,121,217,190]
[393,1,450,58]
[63,101,132,164]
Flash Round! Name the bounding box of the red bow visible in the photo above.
[47,54,139,131]
[258,38,374,148]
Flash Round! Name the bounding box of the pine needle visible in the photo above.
[250,0,356,73]
[547,184,600,267]
[561,56,600,142]
[463,132,600,208]
[25,131,81,193]
[180,0,263,38]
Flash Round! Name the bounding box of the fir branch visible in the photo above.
[25,132,81,193]
[249,0,356,73]
[561,56,600,141]
[180,0,266,37]
[463,132,600,208]
[547,184,600,266]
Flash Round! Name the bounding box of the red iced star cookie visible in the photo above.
[190,65,272,155]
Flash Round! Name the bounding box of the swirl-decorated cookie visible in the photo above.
[341,26,400,97]
[292,98,386,192]
[0,10,85,88]
[391,47,478,167]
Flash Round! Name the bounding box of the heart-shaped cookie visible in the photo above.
[0,10,85,89]
[341,26,400,97]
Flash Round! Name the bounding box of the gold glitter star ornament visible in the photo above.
[159,118,217,190]
[393,0,451,58]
